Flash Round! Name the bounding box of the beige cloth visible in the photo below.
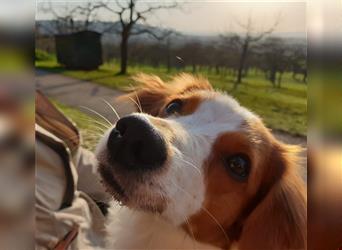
[35,91,110,249]
[35,125,108,250]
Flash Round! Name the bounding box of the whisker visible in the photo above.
[129,83,143,113]
[174,156,202,176]
[128,96,143,113]
[200,206,230,244]
[78,131,104,139]
[133,90,143,113]
[79,106,112,126]
[169,180,230,244]
[82,133,104,139]
[101,98,121,121]
[77,116,111,130]
[58,133,103,148]
[77,123,108,134]
[184,216,197,250]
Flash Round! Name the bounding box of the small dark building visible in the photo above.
[55,31,102,70]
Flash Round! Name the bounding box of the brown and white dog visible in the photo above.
[95,74,307,250]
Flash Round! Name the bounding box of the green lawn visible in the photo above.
[37,52,307,136]
[52,101,104,151]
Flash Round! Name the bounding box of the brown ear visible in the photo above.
[121,73,213,116]
[121,73,170,116]
[238,144,307,250]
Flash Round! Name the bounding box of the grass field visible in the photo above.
[37,50,307,136]
[52,101,104,151]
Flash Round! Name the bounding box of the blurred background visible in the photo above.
[0,0,341,249]
[35,1,307,150]
[0,0,34,249]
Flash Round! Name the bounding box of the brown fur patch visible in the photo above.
[159,93,204,117]
[184,131,259,249]
[183,122,306,250]
[121,73,212,116]
[179,95,203,116]
[119,73,306,249]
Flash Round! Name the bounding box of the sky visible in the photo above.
[36,1,306,36]
[147,1,306,36]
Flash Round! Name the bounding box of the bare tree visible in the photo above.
[258,37,289,88]
[222,14,280,89]
[289,44,307,83]
[38,1,104,34]
[162,30,181,73]
[102,0,179,75]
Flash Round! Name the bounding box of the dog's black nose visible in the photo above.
[107,115,167,171]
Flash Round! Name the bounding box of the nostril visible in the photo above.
[112,129,121,137]
[107,115,167,171]
[107,128,121,154]
[108,128,121,141]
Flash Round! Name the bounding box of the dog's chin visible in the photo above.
[98,163,129,205]
[98,163,167,214]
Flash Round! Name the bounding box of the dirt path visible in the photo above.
[36,69,306,149]
[36,70,135,119]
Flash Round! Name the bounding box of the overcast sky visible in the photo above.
[36,1,306,36]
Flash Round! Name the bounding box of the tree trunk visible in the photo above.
[119,30,129,75]
[166,40,171,73]
[270,69,276,87]
[235,40,249,89]
[277,72,283,88]
[303,71,307,83]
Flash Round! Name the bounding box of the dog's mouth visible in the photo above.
[98,163,128,203]
[98,161,168,213]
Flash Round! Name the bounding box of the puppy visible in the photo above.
[96,74,306,250]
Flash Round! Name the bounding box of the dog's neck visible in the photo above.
[105,204,219,249]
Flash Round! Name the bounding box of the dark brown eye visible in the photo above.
[165,99,182,115]
[224,154,250,181]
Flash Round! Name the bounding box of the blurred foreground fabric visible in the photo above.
[35,92,109,249]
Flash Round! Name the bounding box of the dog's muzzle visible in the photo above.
[107,114,167,171]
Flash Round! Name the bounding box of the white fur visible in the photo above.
[156,92,258,225]
[105,203,219,249]
[97,92,258,249]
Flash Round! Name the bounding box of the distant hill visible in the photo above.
[36,20,306,47]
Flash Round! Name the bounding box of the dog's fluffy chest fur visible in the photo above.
[105,204,219,249]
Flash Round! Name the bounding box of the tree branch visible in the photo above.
[138,2,178,15]
[130,27,174,41]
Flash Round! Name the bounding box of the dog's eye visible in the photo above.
[165,99,182,115]
[224,154,250,181]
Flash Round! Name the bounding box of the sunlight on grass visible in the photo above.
[37,52,307,136]
[52,100,105,151]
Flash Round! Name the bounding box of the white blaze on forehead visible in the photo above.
[174,92,257,139]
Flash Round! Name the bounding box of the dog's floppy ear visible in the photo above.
[121,73,170,116]
[238,144,307,250]
[122,73,212,116]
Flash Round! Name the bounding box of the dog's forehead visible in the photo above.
[172,92,257,137]
[198,93,255,120]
